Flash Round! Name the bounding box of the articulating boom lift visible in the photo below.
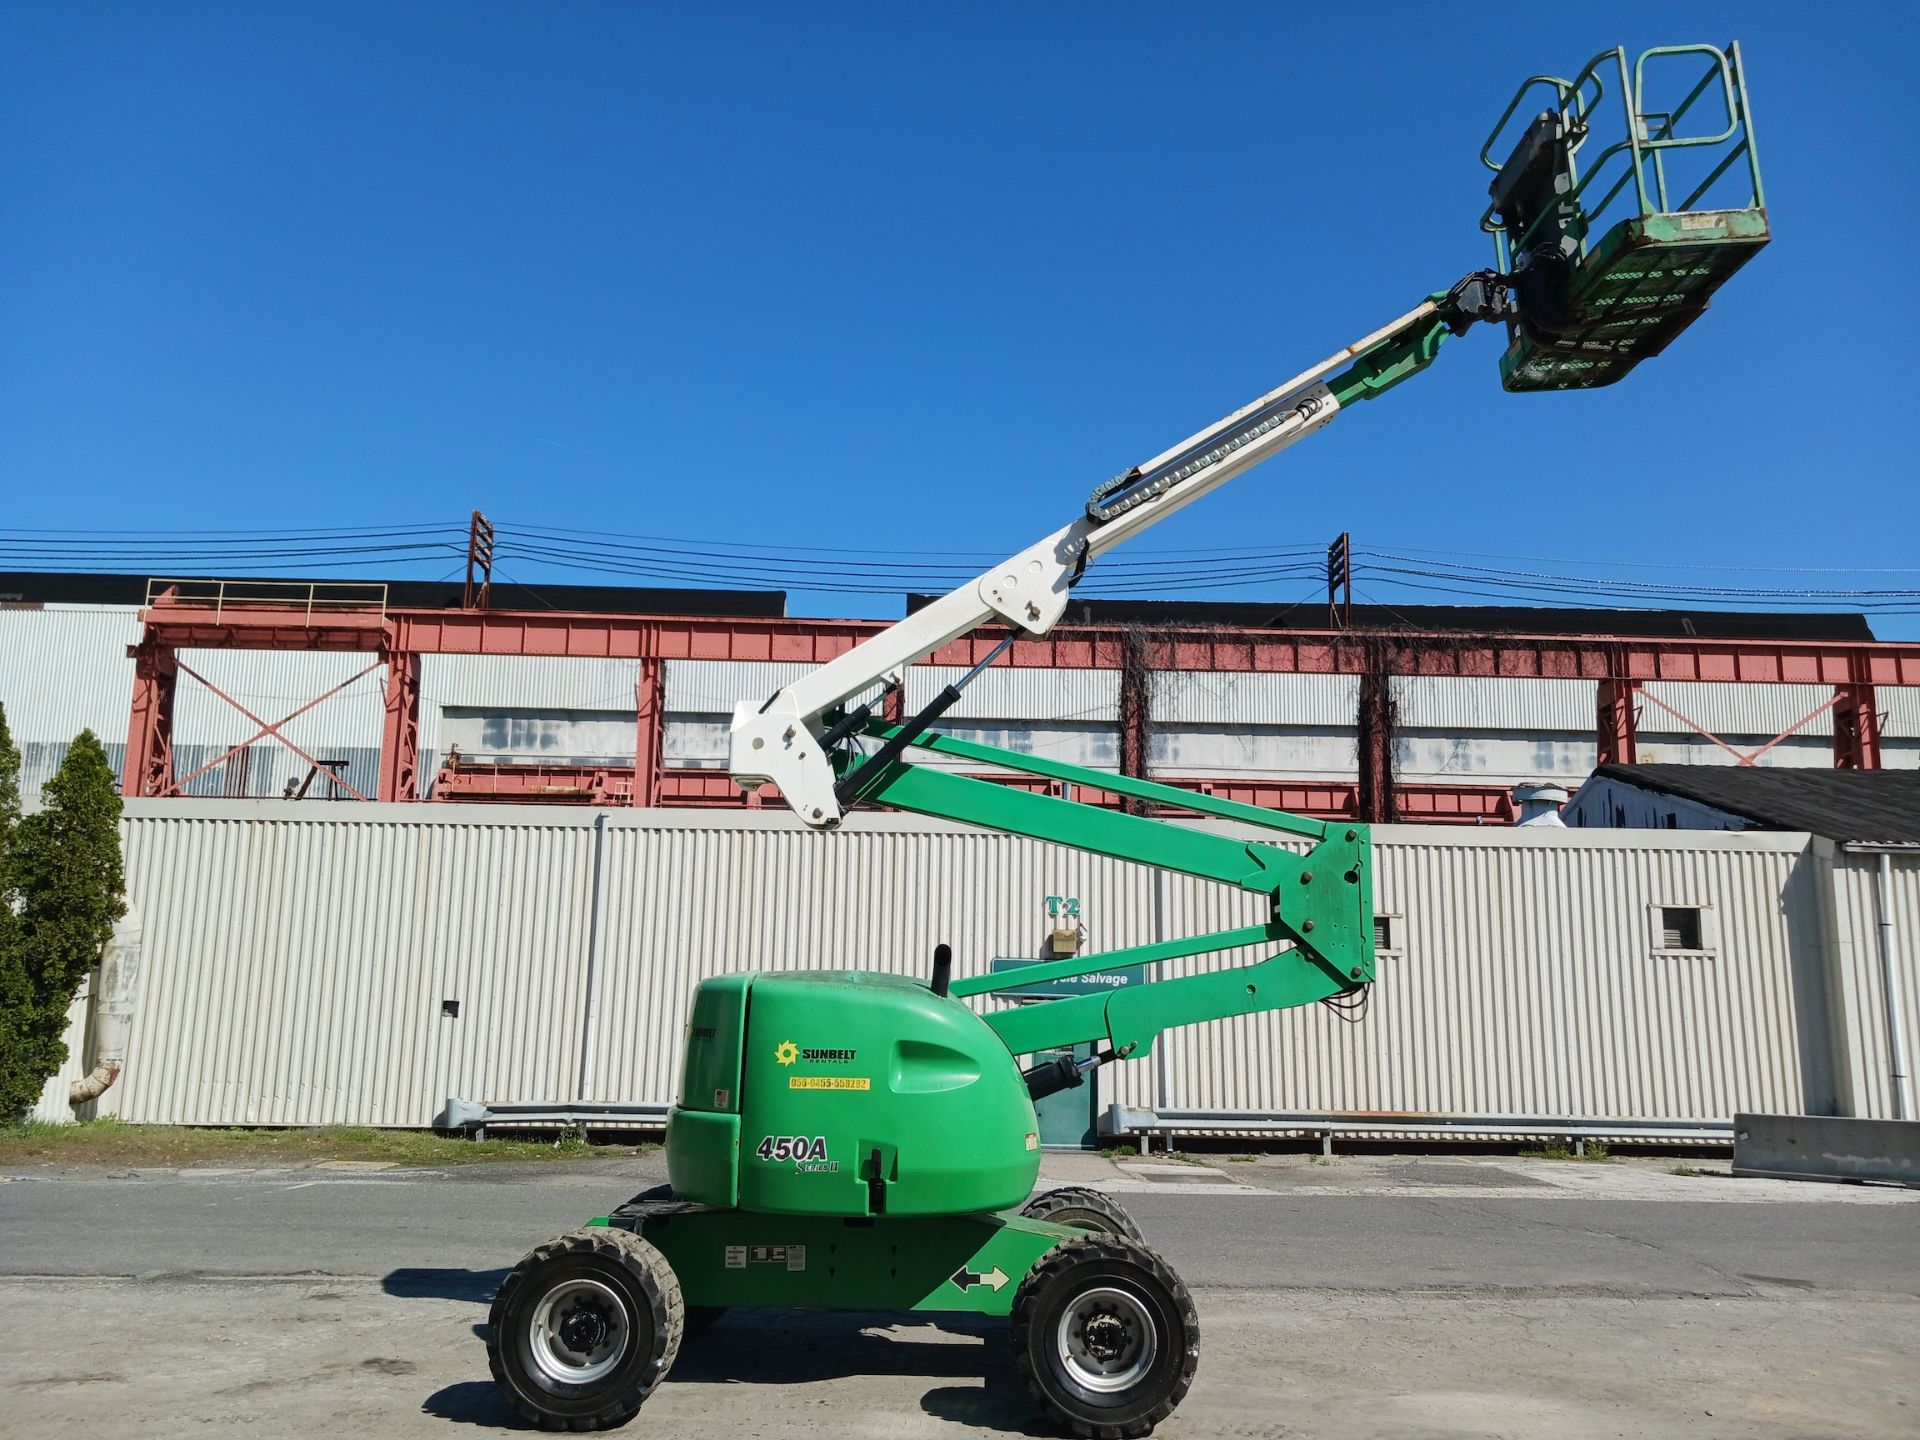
[485,41,1768,1438]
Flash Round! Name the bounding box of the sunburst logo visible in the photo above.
[774,1040,800,1067]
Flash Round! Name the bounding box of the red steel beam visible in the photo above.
[130,598,1920,799]
[432,764,1517,824]
[379,652,423,803]
[1595,678,1639,766]
[1834,683,1884,770]
[632,658,666,808]
[122,639,179,798]
[132,598,1920,686]
[433,761,638,806]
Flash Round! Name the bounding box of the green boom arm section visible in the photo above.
[844,723,1377,1059]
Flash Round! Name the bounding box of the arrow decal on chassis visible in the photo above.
[949,1264,1010,1293]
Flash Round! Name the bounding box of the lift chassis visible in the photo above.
[484,40,1767,1438]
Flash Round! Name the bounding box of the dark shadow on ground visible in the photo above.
[663,1308,992,1385]
[383,1267,507,1302]
[423,1309,1044,1433]
[919,1384,1054,1437]
[678,1311,1047,1432]
[421,1380,528,1429]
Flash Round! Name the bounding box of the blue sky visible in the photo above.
[2,5,1916,630]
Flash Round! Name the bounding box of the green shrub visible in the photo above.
[0,725,126,1122]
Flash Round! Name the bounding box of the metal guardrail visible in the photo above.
[1102,1104,1733,1154]
[437,1096,1743,1149]
[145,577,388,625]
[436,1097,671,1138]
[1478,41,1764,270]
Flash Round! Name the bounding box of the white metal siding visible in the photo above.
[665,661,820,716]
[87,804,1841,1131]
[1121,828,1826,1123]
[1150,672,1353,727]
[0,606,142,807]
[0,605,142,739]
[1392,677,1920,739]
[906,667,1120,723]
[1828,852,1920,1119]
[108,808,599,1126]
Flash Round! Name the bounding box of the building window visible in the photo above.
[1373,915,1401,953]
[1659,906,1703,951]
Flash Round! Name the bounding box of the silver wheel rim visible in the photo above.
[1055,1284,1157,1393]
[526,1276,633,1387]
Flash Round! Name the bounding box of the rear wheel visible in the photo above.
[487,1228,684,1431]
[1011,1236,1199,1438]
[1021,1186,1144,1241]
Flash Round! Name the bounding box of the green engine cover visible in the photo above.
[666,970,1042,1218]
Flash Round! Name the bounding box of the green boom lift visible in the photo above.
[483,41,1767,1437]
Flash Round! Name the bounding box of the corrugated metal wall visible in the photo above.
[1165,830,1832,1121]
[83,803,1852,1131]
[1828,851,1920,1120]
[107,808,599,1125]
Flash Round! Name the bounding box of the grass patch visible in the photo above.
[1098,1144,1139,1160]
[0,1118,656,1169]
[1518,1142,1614,1163]
[1228,1153,1257,1163]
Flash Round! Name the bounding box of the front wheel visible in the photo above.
[487,1228,684,1431]
[1011,1235,1199,1438]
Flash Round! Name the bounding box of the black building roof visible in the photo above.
[3,572,1880,643]
[908,595,1875,641]
[1592,763,1920,846]
[1047,599,1878,642]
[0,571,787,618]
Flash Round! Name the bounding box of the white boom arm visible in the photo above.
[729,300,1445,827]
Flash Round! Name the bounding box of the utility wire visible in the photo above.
[4,519,1917,612]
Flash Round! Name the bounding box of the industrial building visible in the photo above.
[4,571,1915,818]
[12,572,1919,1143]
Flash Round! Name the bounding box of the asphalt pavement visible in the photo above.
[2,1151,1916,1438]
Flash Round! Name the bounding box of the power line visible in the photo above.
[1360,542,1920,577]
[1360,551,1920,600]
[3,518,1916,613]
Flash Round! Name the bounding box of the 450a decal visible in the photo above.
[755,1135,828,1163]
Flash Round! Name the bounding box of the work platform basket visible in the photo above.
[1481,42,1768,392]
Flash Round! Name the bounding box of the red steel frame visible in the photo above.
[427,762,1521,825]
[124,594,1920,810]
